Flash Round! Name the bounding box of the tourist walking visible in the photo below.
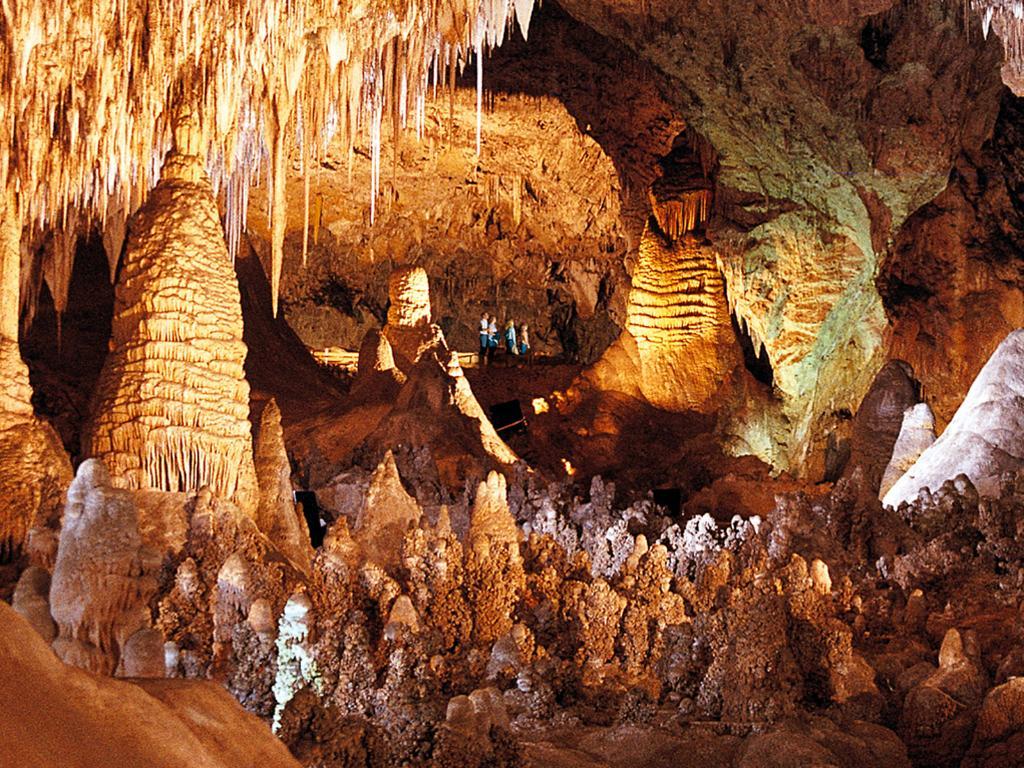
[486,315,499,364]
[479,313,490,365]
[504,319,518,356]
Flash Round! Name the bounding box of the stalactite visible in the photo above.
[0,0,539,317]
[971,1,1024,77]
[650,188,714,241]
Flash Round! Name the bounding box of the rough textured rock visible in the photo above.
[882,92,1024,432]
[0,600,301,768]
[841,360,919,490]
[880,403,936,500]
[884,329,1024,507]
[963,676,1024,768]
[353,451,422,571]
[259,86,630,363]
[582,227,740,413]
[382,266,441,374]
[557,0,1004,475]
[0,189,73,569]
[84,110,258,512]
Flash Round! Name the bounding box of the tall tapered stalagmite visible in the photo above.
[254,399,312,574]
[84,108,258,512]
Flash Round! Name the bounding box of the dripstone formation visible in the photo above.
[84,112,258,512]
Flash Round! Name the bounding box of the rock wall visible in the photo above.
[84,112,258,511]
[0,186,72,569]
[557,0,1006,474]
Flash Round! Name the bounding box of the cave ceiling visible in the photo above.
[2,0,1023,473]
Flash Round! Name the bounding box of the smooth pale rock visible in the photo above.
[884,330,1024,507]
[0,601,301,768]
[353,451,422,570]
[879,403,936,500]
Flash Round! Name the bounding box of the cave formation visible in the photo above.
[7,1,1024,767]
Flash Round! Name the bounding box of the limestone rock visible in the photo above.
[963,677,1024,768]
[842,360,919,492]
[879,403,936,501]
[0,337,73,565]
[11,565,55,642]
[83,122,258,512]
[0,600,301,768]
[468,471,520,555]
[382,266,444,374]
[898,629,988,767]
[583,225,739,413]
[884,330,1024,507]
[254,399,312,573]
[353,451,422,570]
[50,459,159,675]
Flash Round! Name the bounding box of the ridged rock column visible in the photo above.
[583,222,740,413]
[84,110,258,512]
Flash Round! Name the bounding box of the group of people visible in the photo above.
[479,313,531,365]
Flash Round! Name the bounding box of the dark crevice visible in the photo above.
[729,308,774,387]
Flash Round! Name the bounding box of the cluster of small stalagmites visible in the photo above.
[153,486,302,700]
[238,454,912,768]
[83,120,259,512]
[584,221,739,413]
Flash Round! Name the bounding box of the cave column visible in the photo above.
[0,186,34,420]
[83,102,259,512]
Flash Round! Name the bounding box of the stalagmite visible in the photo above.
[353,451,422,571]
[254,400,312,574]
[582,221,741,413]
[50,460,159,675]
[884,330,1024,507]
[382,266,444,374]
[879,403,937,501]
[83,107,258,512]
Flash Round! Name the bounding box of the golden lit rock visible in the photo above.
[84,121,258,511]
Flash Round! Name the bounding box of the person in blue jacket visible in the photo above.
[479,313,490,365]
[486,315,499,364]
[504,319,518,356]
